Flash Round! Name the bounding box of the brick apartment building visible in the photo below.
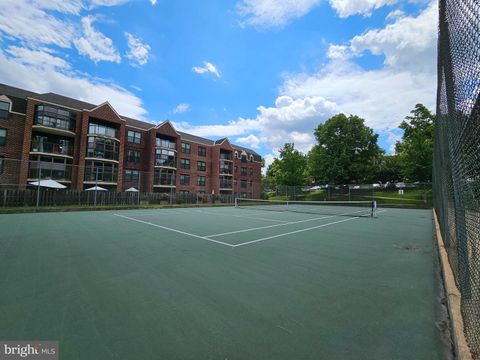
[0,84,262,197]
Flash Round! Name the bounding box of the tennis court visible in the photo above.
[0,203,446,359]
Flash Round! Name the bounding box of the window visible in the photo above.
[88,122,117,138]
[181,143,191,154]
[180,174,190,185]
[250,167,253,176]
[0,156,4,174]
[180,158,190,169]
[179,190,189,196]
[0,129,6,146]
[197,161,206,171]
[87,136,119,160]
[156,137,176,149]
[126,150,140,163]
[241,180,247,188]
[155,149,176,167]
[220,161,233,174]
[84,161,117,183]
[198,146,206,156]
[0,101,9,118]
[125,169,139,182]
[197,176,206,186]
[127,130,141,144]
[154,169,176,186]
[241,167,247,176]
[29,155,72,181]
[35,105,76,131]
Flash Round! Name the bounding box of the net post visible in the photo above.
[234,197,238,208]
[372,201,377,218]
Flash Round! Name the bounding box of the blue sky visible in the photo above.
[0,0,437,168]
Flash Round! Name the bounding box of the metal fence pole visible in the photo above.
[36,159,41,207]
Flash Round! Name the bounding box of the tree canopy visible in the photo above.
[264,143,307,187]
[307,114,383,184]
[263,105,435,187]
[395,104,435,182]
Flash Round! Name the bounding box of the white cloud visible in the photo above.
[281,1,437,132]
[0,47,147,119]
[178,1,437,157]
[329,0,398,18]
[150,0,157,4]
[172,103,190,114]
[0,0,75,48]
[125,32,151,66]
[5,46,70,70]
[192,61,221,78]
[74,16,121,63]
[175,95,337,154]
[236,0,321,28]
[386,9,405,21]
[236,134,262,149]
[326,44,351,61]
[350,1,437,72]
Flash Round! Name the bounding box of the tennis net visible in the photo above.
[235,198,377,217]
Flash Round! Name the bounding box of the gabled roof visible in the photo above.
[232,144,260,157]
[122,116,154,130]
[178,132,215,145]
[34,92,96,111]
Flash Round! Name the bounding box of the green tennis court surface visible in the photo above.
[0,206,445,359]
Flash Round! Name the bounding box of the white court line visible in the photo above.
[232,210,386,248]
[113,214,234,247]
[205,209,369,238]
[198,210,287,223]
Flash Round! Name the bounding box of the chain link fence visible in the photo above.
[0,158,261,208]
[435,0,480,357]
[263,183,432,208]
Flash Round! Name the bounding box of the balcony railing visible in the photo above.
[220,180,233,189]
[34,116,75,132]
[84,171,117,183]
[156,139,176,149]
[220,153,233,161]
[28,167,71,182]
[31,141,73,157]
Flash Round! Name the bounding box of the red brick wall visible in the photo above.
[0,110,27,188]
[1,95,263,195]
[77,103,126,191]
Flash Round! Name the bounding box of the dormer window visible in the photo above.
[0,101,10,119]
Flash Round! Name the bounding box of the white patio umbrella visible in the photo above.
[85,185,108,191]
[28,179,66,189]
[125,187,139,192]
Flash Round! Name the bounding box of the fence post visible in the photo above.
[36,159,41,207]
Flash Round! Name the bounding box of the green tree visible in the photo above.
[264,144,307,187]
[308,114,383,184]
[376,155,402,183]
[395,104,434,182]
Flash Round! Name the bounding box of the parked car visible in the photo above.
[396,182,406,189]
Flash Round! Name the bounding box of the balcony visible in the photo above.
[219,160,233,175]
[28,163,72,182]
[156,138,176,150]
[219,178,233,189]
[31,140,73,158]
[220,152,233,161]
[154,169,176,187]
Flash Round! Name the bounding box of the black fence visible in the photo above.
[0,189,236,208]
[435,0,480,356]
